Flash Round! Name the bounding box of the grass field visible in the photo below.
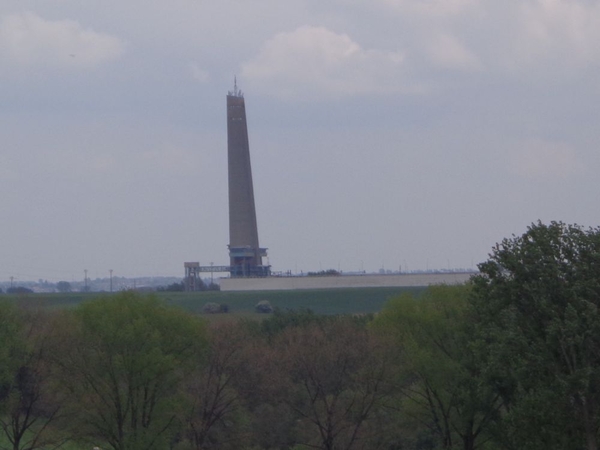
[2,286,427,317]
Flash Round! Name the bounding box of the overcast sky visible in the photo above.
[1,0,599,282]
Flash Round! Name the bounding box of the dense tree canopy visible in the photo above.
[51,292,208,450]
[471,221,600,450]
[55,282,71,293]
[375,285,504,450]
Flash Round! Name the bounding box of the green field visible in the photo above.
[2,286,427,316]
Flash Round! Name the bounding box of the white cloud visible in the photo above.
[509,139,584,180]
[380,0,478,17]
[512,0,600,68]
[189,62,210,83]
[426,33,481,71]
[241,26,411,99]
[333,0,600,81]
[0,11,125,69]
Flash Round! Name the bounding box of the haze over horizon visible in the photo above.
[1,1,599,282]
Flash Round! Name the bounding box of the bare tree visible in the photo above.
[274,319,396,450]
[183,323,252,449]
[0,309,68,450]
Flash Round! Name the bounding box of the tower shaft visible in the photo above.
[226,83,268,277]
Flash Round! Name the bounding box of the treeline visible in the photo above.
[2,221,600,450]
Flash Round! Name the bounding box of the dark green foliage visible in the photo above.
[375,284,503,450]
[157,282,186,292]
[471,221,600,450]
[6,288,33,295]
[55,282,71,293]
[307,269,341,276]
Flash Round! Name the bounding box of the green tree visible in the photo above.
[55,282,71,293]
[375,285,504,450]
[51,292,207,450]
[471,221,600,450]
[0,308,67,450]
[0,302,22,393]
[157,282,186,292]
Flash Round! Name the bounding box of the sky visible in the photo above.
[1,0,599,282]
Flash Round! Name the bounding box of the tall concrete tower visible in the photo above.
[227,79,269,277]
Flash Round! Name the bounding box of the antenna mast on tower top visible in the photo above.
[228,76,243,97]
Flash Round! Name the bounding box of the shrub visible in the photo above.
[202,303,229,314]
[202,302,222,314]
[255,300,273,314]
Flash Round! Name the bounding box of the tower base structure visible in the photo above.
[183,259,270,291]
[228,246,270,277]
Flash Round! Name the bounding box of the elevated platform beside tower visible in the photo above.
[220,272,474,291]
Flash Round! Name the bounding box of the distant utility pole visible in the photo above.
[210,262,214,286]
[109,269,113,293]
[84,269,88,292]
[10,276,14,288]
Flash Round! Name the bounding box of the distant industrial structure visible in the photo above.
[184,80,269,290]
[226,80,270,277]
[183,81,475,292]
